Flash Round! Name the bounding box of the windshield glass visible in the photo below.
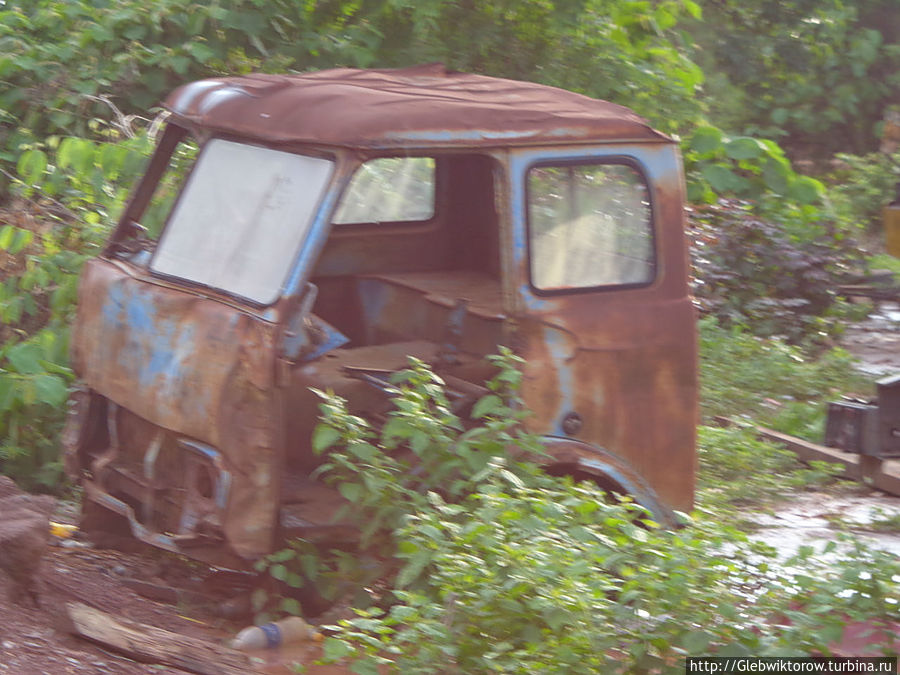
[150,139,334,304]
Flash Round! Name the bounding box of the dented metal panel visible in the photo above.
[71,259,282,558]
[66,67,698,564]
[163,64,670,150]
[507,144,697,513]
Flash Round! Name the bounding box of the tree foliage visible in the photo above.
[692,0,900,156]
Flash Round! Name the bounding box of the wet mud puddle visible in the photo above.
[749,489,900,560]
[841,301,900,376]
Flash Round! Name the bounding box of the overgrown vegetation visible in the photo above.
[1,1,897,667]
[250,356,898,674]
[689,202,863,342]
[690,0,900,157]
[0,129,158,489]
[698,317,868,439]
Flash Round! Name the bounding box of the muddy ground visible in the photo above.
[0,513,346,674]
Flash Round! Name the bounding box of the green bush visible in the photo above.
[698,316,868,429]
[829,151,900,233]
[0,128,158,490]
[690,201,864,342]
[690,0,900,156]
[252,355,899,673]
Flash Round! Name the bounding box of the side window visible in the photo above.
[527,162,654,291]
[333,157,435,224]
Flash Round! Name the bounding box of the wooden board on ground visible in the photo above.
[64,602,254,675]
[755,426,900,496]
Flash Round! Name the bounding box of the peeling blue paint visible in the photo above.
[544,326,575,434]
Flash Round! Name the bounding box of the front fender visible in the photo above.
[540,436,679,528]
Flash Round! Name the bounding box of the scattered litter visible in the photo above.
[49,522,78,539]
[230,615,321,650]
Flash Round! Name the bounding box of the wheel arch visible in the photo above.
[539,436,678,528]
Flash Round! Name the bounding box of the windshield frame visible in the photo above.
[147,136,337,307]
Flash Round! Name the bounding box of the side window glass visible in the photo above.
[333,157,435,224]
[527,162,654,291]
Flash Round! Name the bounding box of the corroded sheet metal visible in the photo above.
[163,64,670,149]
[71,259,282,558]
[508,143,697,513]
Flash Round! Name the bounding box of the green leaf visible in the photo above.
[300,554,319,581]
[771,108,790,126]
[472,394,503,419]
[322,636,353,662]
[32,373,68,406]
[6,343,44,375]
[270,563,288,581]
[788,175,823,205]
[280,597,302,615]
[8,229,33,255]
[0,225,14,250]
[312,424,341,453]
[700,164,740,194]
[724,137,764,161]
[682,0,701,19]
[0,374,17,412]
[16,149,48,186]
[396,550,432,588]
[350,660,381,675]
[338,482,363,503]
[689,126,723,156]
[681,630,711,653]
[763,158,790,194]
[269,548,296,563]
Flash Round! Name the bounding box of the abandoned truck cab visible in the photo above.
[63,65,698,566]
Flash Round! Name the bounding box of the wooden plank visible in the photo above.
[65,602,254,675]
[755,427,861,479]
[756,427,900,497]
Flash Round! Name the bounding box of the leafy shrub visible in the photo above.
[293,356,899,673]
[698,316,868,429]
[684,126,825,206]
[829,151,900,233]
[0,129,158,490]
[690,0,900,157]
[689,199,863,341]
[0,215,88,490]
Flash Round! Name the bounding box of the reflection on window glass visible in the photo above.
[528,163,654,290]
[333,157,435,224]
[151,139,334,305]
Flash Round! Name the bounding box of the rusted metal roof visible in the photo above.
[163,64,670,149]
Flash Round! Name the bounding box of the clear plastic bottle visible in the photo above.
[230,616,319,650]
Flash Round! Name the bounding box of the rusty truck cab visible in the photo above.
[63,65,697,566]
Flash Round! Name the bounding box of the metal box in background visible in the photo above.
[877,373,900,456]
[824,400,880,455]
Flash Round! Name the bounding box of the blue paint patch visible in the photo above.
[544,326,575,434]
[356,278,390,345]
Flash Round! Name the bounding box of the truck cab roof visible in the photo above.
[164,63,671,149]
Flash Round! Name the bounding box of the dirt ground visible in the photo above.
[0,512,347,675]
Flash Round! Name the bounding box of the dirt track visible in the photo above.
[0,527,347,674]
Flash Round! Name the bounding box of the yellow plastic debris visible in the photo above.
[49,522,78,539]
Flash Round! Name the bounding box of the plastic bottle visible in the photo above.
[230,616,320,650]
